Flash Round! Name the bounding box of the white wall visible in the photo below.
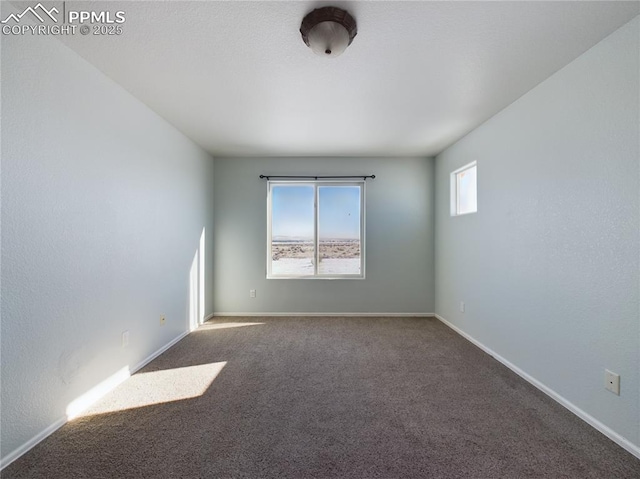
[1,25,215,464]
[435,17,639,452]
[213,157,434,314]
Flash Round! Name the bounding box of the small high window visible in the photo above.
[451,162,477,216]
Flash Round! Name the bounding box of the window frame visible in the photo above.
[450,161,477,216]
[266,180,366,280]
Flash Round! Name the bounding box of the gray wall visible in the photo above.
[213,157,434,314]
[435,17,639,449]
[1,23,215,463]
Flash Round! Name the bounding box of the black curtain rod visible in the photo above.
[259,175,375,180]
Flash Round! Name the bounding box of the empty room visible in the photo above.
[1,1,639,477]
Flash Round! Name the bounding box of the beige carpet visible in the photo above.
[3,317,639,478]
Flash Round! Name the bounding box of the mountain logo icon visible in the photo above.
[1,3,59,24]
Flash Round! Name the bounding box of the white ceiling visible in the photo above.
[59,1,639,157]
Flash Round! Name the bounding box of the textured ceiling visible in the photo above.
[58,1,639,157]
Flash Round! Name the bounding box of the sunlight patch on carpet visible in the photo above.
[72,362,226,418]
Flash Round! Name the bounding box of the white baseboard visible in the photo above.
[0,416,68,471]
[130,331,189,374]
[435,314,640,460]
[211,312,436,317]
[0,330,190,471]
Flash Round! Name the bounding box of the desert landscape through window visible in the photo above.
[269,183,362,277]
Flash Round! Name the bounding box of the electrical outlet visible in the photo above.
[605,370,620,395]
[160,315,166,326]
[460,301,465,313]
[122,330,130,348]
[250,289,256,298]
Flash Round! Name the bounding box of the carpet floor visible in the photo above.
[3,317,639,478]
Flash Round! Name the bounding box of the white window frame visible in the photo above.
[267,180,366,279]
[450,161,477,216]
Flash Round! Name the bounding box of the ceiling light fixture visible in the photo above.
[300,7,357,58]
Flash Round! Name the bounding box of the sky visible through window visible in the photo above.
[271,185,360,240]
[271,186,315,240]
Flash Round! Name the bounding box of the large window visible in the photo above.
[450,161,477,216]
[267,181,365,278]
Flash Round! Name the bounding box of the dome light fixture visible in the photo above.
[300,7,357,58]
